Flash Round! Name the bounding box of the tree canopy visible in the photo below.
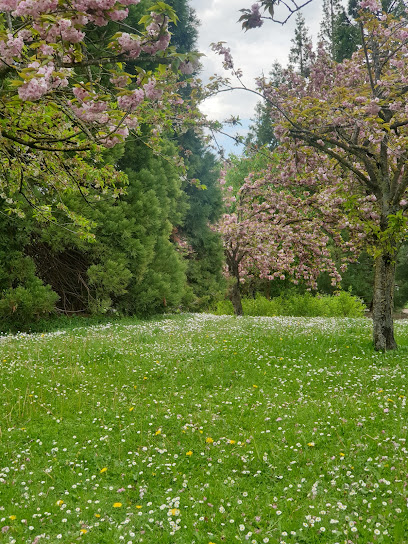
[213,2,408,350]
[0,0,198,229]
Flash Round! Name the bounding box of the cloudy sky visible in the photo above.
[188,1,337,152]
[189,1,327,120]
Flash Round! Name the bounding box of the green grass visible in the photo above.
[1,314,408,544]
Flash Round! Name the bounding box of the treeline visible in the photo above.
[3,0,408,331]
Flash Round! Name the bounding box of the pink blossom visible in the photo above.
[0,33,24,64]
[117,89,145,111]
[117,33,142,58]
[143,79,163,100]
[14,0,58,17]
[18,61,55,100]
[101,125,129,147]
[109,9,128,21]
[0,0,18,10]
[179,61,195,75]
[359,0,381,12]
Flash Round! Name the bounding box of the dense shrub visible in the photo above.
[0,278,59,330]
[213,291,365,318]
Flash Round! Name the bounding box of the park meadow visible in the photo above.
[1,313,408,544]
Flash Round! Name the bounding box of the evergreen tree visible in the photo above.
[164,0,225,307]
[246,62,284,150]
[19,141,188,317]
[331,7,360,63]
[166,0,199,53]
[177,133,225,309]
[318,0,354,62]
[0,211,59,328]
[288,13,313,77]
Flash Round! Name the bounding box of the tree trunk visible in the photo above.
[230,275,243,316]
[226,253,244,316]
[372,250,397,351]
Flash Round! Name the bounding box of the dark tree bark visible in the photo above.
[230,274,243,316]
[372,249,397,351]
[227,254,243,316]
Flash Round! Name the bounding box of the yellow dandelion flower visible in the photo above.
[307,442,315,447]
[56,500,64,506]
[80,529,87,534]
[340,452,345,456]
[186,450,193,456]
[113,503,122,508]
[9,515,16,521]
[229,440,236,444]
[170,508,180,516]
[100,467,107,473]
[129,406,134,412]
[143,376,148,380]
[94,514,101,518]
[206,437,214,443]
[136,505,142,509]
[155,429,161,435]
[253,385,258,388]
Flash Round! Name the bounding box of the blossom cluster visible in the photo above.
[0,0,140,25]
[217,165,363,289]
[0,0,181,149]
[247,4,263,28]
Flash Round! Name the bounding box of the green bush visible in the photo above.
[242,295,282,316]
[213,291,365,318]
[0,278,59,330]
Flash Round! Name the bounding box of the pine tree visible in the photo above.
[20,140,188,317]
[246,62,284,150]
[318,0,346,60]
[288,13,313,77]
[166,0,199,53]
[165,0,225,308]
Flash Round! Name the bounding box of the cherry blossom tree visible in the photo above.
[0,1,198,226]
[214,2,408,350]
[239,0,313,28]
[217,160,362,316]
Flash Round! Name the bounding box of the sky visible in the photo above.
[188,1,333,152]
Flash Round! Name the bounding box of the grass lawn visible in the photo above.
[1,314,408,544]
